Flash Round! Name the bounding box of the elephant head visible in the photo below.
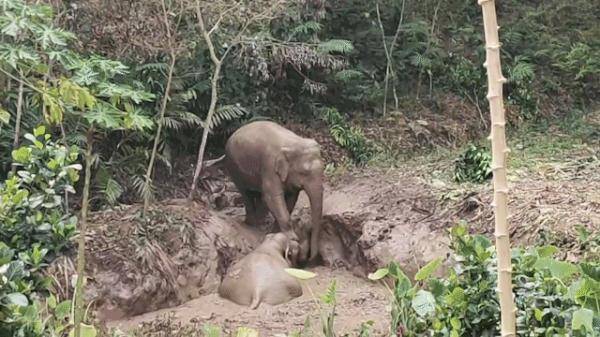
[275,139,324,262]
[262,232,300,266]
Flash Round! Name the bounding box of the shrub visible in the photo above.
[2,126,80,257]
[453,144,492,183]
[0,127,81,336]
[370,223,599,336]
[320,107,374,165]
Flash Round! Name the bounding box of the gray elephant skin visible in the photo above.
[207,121,325,262]
[218,232,303,309]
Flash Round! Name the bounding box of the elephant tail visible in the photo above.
[204,154,226,168]
[249,287,262,310]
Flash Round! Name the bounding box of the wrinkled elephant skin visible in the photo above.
[218,121,325,262]
[217,233,302,309]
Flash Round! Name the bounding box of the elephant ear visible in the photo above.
[275,148,292,181]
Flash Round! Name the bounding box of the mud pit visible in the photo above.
[77,169,454,335]
[79,147,597,335]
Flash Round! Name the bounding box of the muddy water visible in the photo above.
[108,267,389,336]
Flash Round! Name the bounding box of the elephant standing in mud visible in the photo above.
[218,232,303,309]
[207,121,325,262]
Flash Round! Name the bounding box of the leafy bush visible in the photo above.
[0,127,80,336]
[453,144,492,183]
[320,107,374,165]
[2,126,80,257]
[370,224,599,336]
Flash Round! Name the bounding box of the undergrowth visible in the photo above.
[0,128,81,337]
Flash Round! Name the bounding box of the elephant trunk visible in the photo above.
[306,183,323,262]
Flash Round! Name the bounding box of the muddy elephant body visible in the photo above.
[220,121,325,262]
[218,233,302,309]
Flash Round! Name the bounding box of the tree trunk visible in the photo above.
[143,0,178,216]
[143,55,175,215]
[10,80,24,175]
[189,3,224,200]
[189,61,221,200]
[74,131,93,337]
[478,1,516,336]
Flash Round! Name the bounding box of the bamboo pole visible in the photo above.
[477,1,517,336]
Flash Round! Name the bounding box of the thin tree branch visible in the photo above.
[208,5,237,36]
[376,2,392,116]
[143,0,179,216]
[195,1,221,66]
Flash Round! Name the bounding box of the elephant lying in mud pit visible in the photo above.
[218,232,302,309]
[207,121,325,262]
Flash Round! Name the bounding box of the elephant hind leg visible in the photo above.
[240,190,259,227]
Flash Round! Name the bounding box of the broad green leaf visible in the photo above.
[69,324,97,337]
[235,327,259,337]
[0,107,10,125]
[450,317,461,330]
[55,300,71,320]
[388,263,412,295]
[12,147,31,163]
[580,263,600,282]
[415,258,442,281]
[534,257,578,280]
[411,290,435,317]
[47,294,57,309]
[285,268,316,280]
[368,268,389,281]
[428,278,446,299]
[34,125,46,137]
[445,287,465,307]
[572,308,594,332]
[536,245,559,258]
[6,292,29,306]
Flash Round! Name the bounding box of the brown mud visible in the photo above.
[47,112,598,336]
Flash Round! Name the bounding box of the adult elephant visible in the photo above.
[208,121,324,262]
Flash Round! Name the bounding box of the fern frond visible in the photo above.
[318,39,354,54]
[103,178,124,205]
[203,104,249,130]
[132,174,155,203]
[334,69,363,83]
[292,21,322,36]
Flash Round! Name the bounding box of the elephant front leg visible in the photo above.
[262,185,297,241]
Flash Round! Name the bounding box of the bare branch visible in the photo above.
[208,5,238,36]
[195,0,221,66]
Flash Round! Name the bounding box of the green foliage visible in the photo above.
[370,259,439,336]
[320,281,337,337]
[320,107,374,165]
[0,242,76,337]
[453,144,492,183]
[0,0,154,206]
[370,223,600,337]
[0,128,80,336]
[507,56,538,119]
[2,127,79,256]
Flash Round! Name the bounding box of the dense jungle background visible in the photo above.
[0,0,598,336]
